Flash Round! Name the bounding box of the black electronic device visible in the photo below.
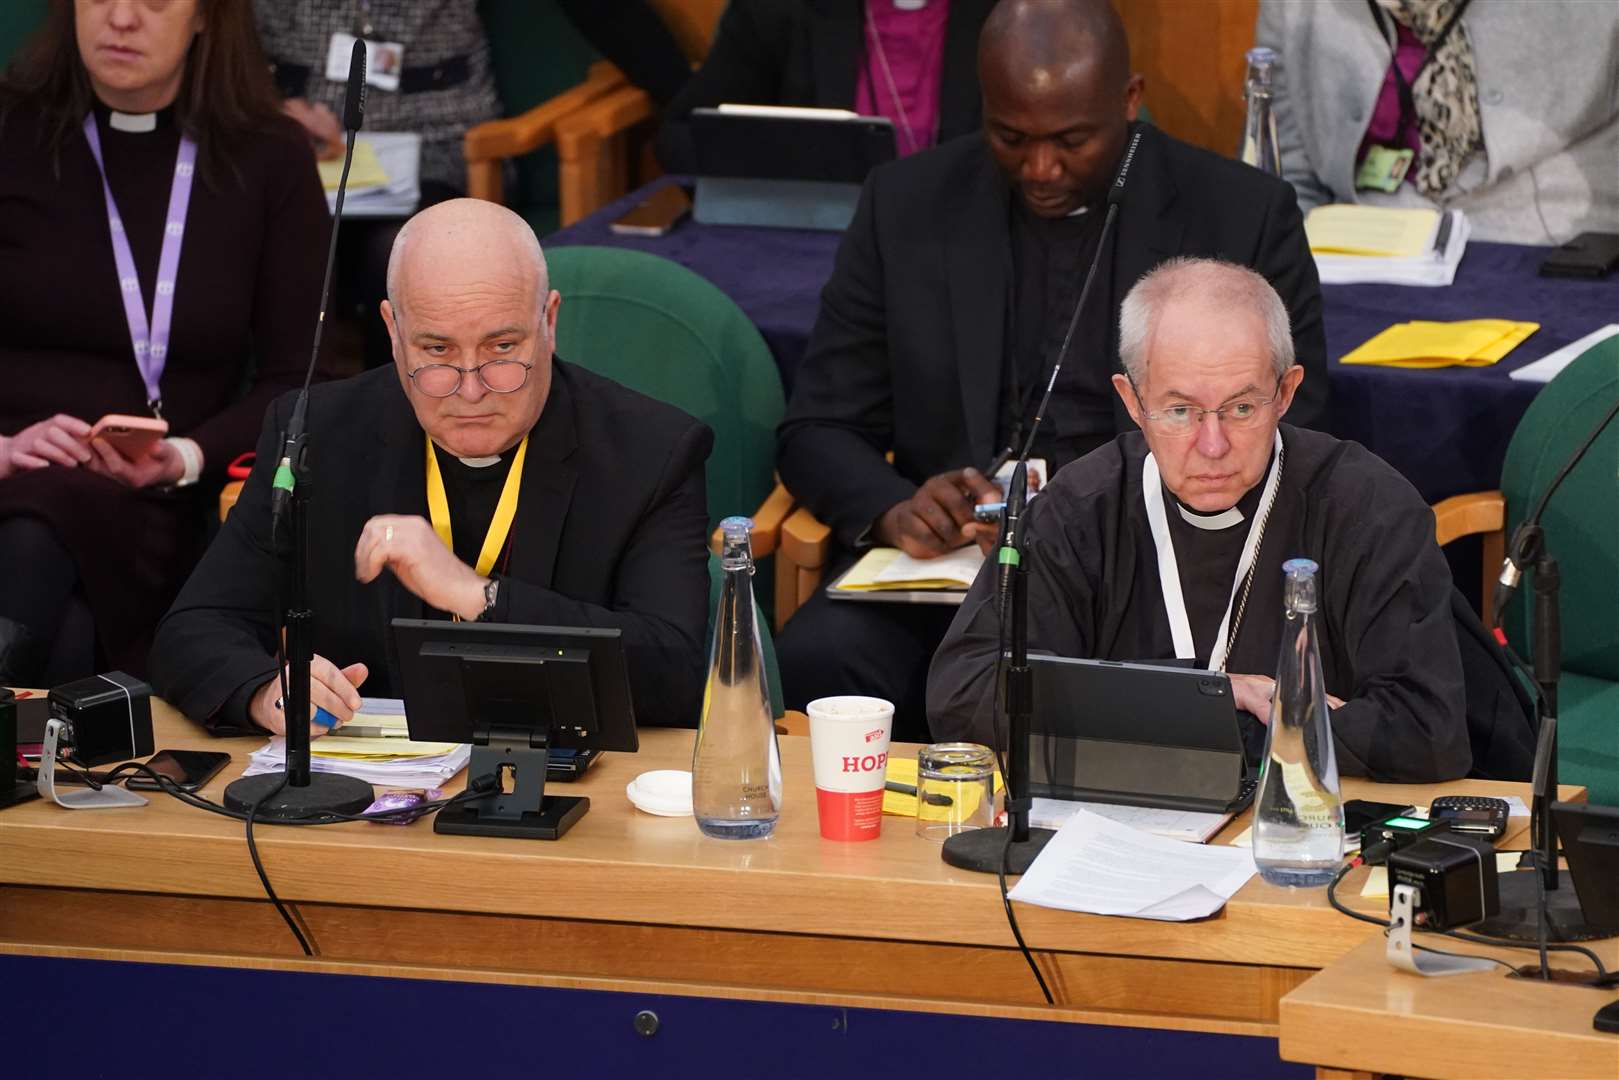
[392,619,639,840]
[47,672,154,767]
[1551,801,1619,932]
[127,749,231,793]
[1388,832,1500,930]
[1,688,35,810]
[13,692,49,746]
[1360,814,1446,863]
[691,107,895,185]
[1022,656,1255,814]
[1343,799,1417,843]
[1429,794,1510,839]
[609,183,691,236]
[1537,231,1619,279]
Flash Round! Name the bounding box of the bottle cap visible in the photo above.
[1282,557,1319,613]
[626,769,693,817]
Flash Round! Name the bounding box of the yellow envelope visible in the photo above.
[1340,319,1539,369]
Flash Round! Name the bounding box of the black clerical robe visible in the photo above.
[927,424,1473,783]
[151,361,713,732]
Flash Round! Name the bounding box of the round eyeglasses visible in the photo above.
[1130,376,1284,437]
[408,359,533,399]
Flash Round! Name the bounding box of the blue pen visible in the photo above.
[313,706,339,729]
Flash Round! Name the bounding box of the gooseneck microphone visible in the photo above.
[1491,395,1619,629]
[225,39,375,822]
[270,38,368,530]
[942,130,1144,893]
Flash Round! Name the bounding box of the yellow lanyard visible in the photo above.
[425,434,529,579]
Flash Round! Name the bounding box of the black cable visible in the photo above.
[245,772,314,956]
[988,572,1054,1005]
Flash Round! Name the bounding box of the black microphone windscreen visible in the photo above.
[1108,129,1143,206]
[343,39,368,131]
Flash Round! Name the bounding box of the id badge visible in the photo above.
[327,32,404,91]
[994,457,1047,497]
[1356,145,1414,193]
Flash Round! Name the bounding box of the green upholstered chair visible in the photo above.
[1435,336,1619,803]
[544,245,787,533]
[469,0,607,237]
[0,0,46,69]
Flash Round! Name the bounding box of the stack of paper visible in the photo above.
[1307,205,1470,286]
[241,698,468,788]
[1029,797,1235,844]
[1341,318,1539,369]
[833,546,985,592]
[322,132,422,218]
[1008,810,1256,921]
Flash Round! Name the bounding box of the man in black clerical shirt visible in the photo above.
[151,199,713,734]
[929,259,1471,784]
[774,0,1328,739]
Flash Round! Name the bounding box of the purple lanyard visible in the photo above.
[81,113,198,418]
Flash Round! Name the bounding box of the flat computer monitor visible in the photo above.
[1551,801,1619,933]
[392,619,638,840]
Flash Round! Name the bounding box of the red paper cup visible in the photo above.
[807,696,895,841]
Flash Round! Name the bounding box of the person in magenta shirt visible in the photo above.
[657,1,997,174]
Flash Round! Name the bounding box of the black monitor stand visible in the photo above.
[434,722,588,840]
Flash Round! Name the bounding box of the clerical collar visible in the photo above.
[1164,448,1277,532]
[1176,501,1244,531]
[430,440,510,472]
[93,100,175,134]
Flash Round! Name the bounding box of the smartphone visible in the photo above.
[1538,231,1619,279]
[973,501,1005,523]
[1343,798,1416,839]
[89,413,168,458]
[126,749,230,792]
[609,184,691,237]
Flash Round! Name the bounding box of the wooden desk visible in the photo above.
[0,702,1573,1038]
[1281,936,1619,1079]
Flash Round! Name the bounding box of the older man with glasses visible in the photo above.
[151,199,714,736]
[928,258,1472,783]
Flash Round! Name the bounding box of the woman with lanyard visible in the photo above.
[0,0,330,684]
[1255,0,1619,244]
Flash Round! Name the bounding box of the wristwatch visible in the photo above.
[474,576,499,622]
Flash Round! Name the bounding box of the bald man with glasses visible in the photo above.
[928,259,1474,784]
[152,199,714,735]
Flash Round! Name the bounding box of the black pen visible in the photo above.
[885,780,953,807]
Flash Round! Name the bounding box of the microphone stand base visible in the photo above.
[1473,868,1616,943]
[941,825,1055,875]
[224,771,375,820]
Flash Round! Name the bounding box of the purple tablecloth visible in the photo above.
[548,178,1619,503]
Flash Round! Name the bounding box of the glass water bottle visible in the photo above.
[1240,46,1283,177]
[692,517,782,839]
[1253,558,1344,886]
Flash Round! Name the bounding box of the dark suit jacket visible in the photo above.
[150,360,714,732]
[777,124,1331,547]
[656,0,997,173]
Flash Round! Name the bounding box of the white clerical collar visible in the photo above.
[108,111,158,134]
[457,454,502,468]
[1175,500,1244,531]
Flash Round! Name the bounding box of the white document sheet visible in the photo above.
[1029,797,1234,843]
[1508,323,1619,383]
[1008,810,1257,921]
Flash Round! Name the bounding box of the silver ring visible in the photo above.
[384,525,394,542]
